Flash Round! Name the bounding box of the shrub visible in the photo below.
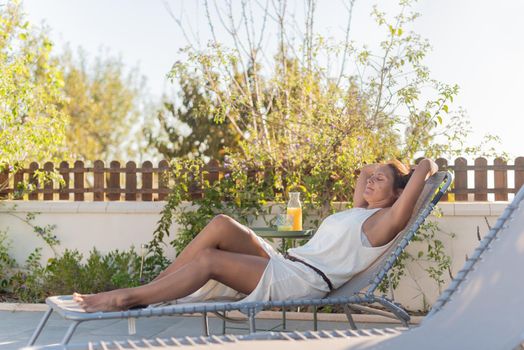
[1,244,161,303]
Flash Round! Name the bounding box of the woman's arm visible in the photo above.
[353,164,379,208]
[387,158,438,231]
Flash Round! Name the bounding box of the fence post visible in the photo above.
[14,168,24,200]
[108,161,121,201]
[28,162,39,200]
[43,162,54,200]
[474,157,487,201]
[93,160,105,201]
[454,157,468,201]
[0,165,9,199]
[494,157,508,201]
[59,161,70,200]
[435,158,449,201]
[74,161,85,201]
[142,161,153,201]
[158,160,169,201]
[125,161,137,201]
[509,156,523,194]
[206,159,220,186]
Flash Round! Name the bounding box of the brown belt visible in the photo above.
[284,254,334,292]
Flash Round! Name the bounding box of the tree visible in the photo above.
[0,1,68,191]
[144,72,241,161]
[59,47,146,162]
[166,0,501,213]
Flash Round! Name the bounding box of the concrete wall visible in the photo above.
[0,201,508,311]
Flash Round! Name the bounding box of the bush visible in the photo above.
[0,231,17,292]
[0,239,161,303]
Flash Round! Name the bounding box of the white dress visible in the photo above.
[176,207,395,304]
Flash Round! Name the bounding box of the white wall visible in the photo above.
[0,201,508,311]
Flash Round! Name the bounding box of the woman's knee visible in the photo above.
[211,214,233,225]
[209,214,239,232]
[194,248,219,276]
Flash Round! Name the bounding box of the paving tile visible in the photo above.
[0,310,395,350]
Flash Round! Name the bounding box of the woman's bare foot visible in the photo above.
[73,291,131,312]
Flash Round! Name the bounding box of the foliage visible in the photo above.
[9,248,47,302]
[39,248,147,296]
[144,72,242,161]
[0,0,152,196]
[0,237,159,303]
[0,205,159,303]
[0,231,17,290]
[0,0,68,191]
[148,158,270,256]
[59,47,147,162]
[168,0,464,219]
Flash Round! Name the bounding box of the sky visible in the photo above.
[22,0,524,160]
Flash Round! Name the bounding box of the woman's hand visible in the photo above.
[387,158,438,230]
[417,158,438,179]
[353,163,379,208]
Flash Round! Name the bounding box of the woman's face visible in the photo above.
[362,165,398,206]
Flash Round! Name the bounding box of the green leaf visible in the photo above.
[389,25,395,35]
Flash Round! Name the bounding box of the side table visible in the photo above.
[251,227,315,253]
[246,227,316,331]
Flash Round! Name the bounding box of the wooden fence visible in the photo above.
[1,157,523,202]
[0,160,171,201]
[436,157,524,202]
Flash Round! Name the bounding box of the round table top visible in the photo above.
[250,227,315,239]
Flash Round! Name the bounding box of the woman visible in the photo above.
[74,158,438,312]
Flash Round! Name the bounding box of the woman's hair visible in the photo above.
[386,159,413,190]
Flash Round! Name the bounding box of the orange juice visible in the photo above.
[287,207,303,231]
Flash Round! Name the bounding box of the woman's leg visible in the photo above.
[153,214,268,281]
[74,247,269,312]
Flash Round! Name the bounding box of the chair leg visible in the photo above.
[202,312,209,336]
[343,305,358,330]
[248,309,256,334]
[313,306,318,331]
[374,297,410,327]
[222,312,226,335]
[61,321,80,345]
[27,307,53,346]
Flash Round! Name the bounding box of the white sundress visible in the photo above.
[176,207,395,304]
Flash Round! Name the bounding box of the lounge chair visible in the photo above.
[26,172,452,346]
